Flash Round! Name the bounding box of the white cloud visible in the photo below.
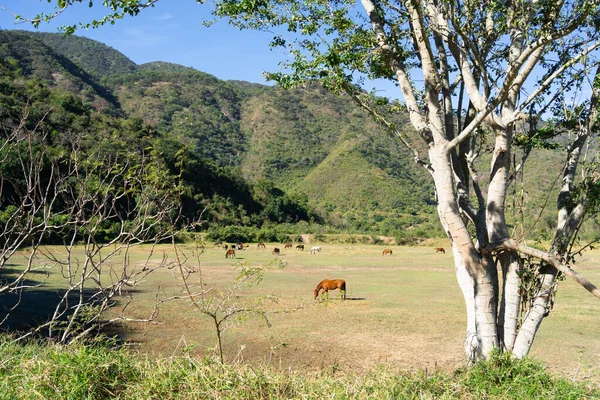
[124,27,167,46]
[152,12,174,20]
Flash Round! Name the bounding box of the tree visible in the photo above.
[168,238,280,364]
[0,97,185,344]
[210,0,600,363]
[11,0,600,363]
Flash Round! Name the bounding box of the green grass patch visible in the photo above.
[0,338,598,399]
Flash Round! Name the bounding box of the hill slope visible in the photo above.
[2,29,531,236]
[0,30,121,111]
[30,31,137,79]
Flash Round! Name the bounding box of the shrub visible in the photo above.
[395,231,420,246]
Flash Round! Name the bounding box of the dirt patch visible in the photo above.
[299,234,312,244]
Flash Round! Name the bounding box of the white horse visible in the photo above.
[310,246,321,255]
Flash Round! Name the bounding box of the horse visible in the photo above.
[224,244,229,250]
[272,248,280,256]
[296,244,304,251]
[435,247,446,254]
[257,242,266,249]
[225,249,236,259]
[310,246,321,254]
[314,279,346,300]
[284,243,293,249]
[382,249,393,256]
[236,242,244,250]
[214,240,222,248]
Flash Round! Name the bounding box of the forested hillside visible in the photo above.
[0,29,568,240]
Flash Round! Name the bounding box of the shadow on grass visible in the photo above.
[1,265,49,276]
[315,296,366,302]
[0,283,130,341]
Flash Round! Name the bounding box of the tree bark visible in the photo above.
[431,146,499,361]
[498,254,521,351]
[512,271,558,358]
[511,64,600,357]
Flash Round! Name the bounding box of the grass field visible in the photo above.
[3,242,600,381]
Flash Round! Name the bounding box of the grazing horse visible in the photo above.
[214,240,222,248]
[284,243,293,249]
[224,244,229,250]
[314,279,346,300]
[382,249,393,256]
[257,242,266,249]
[310,246,321,254]
[236,242,244,250]
[296,244,304,251]
[272,248,280,256]
[435,247,446,254]
[225,249,236,259]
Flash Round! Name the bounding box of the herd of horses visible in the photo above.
[215,241,445,300]
[216,241,322,257]
[214,241,250,251]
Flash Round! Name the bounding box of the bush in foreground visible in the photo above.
[0,338,597,399]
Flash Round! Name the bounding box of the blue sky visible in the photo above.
[1,1,593,107]
[0,1,285,84]
[0,1,405,99]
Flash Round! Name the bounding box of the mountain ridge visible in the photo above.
[0,29,445,237]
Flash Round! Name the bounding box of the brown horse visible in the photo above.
[284,243,293,249]
[225,249,236,259]
[296,244,304,251]
[272,247,280,256]
[382,249,393,256]
[314,279,346,300]
[257,242,266,249]
[435,247,446,254]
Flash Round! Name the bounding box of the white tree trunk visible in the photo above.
[438,206,478,359]
[498,255,521,351]
[512,65,599,357]
[453,248,479,360]
[431,147,498,361]
[512,272,557,358]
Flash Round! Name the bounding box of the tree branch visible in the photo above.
[492,239,600,299]
[360,0,432,142]
[343,87,433,175]
[518,41,600,115]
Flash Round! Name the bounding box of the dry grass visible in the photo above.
[5,242,600,381]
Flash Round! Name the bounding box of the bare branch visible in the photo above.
[518,42,600,115]
[492,239,600,299]
[360,0,432,142]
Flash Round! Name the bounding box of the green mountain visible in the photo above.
[0,30,121,112]
[0,29,446,237]
[30,31,137,79]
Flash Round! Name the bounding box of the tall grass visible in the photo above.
[0,337,597,399]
